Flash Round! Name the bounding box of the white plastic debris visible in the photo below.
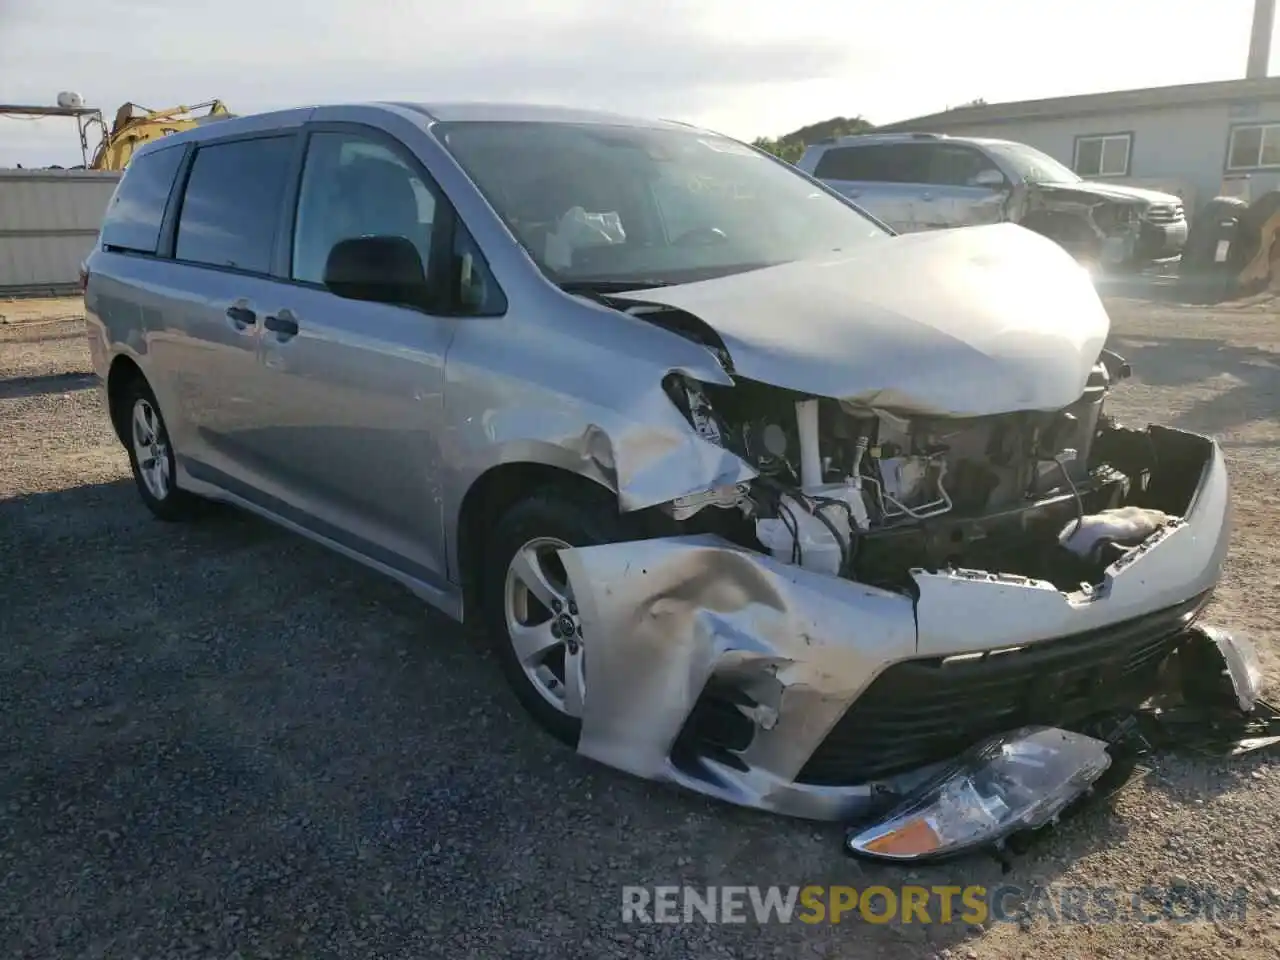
[756,484,867,576]
[1201,626,1265,713]
[1058,506,1175,560]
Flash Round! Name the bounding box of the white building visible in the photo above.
[877,76,1280,217]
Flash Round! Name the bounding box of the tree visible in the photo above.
[752,136,806,164]
[751,115,873,165]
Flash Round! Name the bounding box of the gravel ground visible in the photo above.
[1,293,1278,959]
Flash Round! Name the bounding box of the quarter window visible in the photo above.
[291,131,437,285]
[100,145,185,254]
[1227,123,1280,170]
[1073,133,1131,177]
[174,135,294,273]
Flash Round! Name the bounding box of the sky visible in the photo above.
[0,0,1275,167]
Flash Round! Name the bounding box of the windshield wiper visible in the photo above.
[557,278,672,294]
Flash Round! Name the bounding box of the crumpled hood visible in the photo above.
[620,223,1111,417]
[1035,180,1180,206]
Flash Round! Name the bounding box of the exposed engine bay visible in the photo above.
[1013,183,1146,265]
[653,347,1184,595]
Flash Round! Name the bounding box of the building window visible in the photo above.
[1073,133,1132,177]
[1226,123,1280,170]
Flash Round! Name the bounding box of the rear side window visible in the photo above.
[175,135,294,274]
[100,146,185,254]
[876,143,932,184]
[813,145,882,181]
[813,143,925,183]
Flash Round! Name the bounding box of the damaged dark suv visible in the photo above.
[798,132,1188,269]
[86,103,1238,846]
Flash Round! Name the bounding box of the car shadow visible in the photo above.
[0,371,99,401]
[1106,334,1280,437]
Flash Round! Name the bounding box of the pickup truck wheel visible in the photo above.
[122,378,202,522]
[481,486,632,747]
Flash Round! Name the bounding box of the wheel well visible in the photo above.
[1022,210,1108,259]
[106,355,146,447]
[1021,210,1093,243]
[456,463,613,619]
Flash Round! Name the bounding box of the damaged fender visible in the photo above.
[463,355,757,514]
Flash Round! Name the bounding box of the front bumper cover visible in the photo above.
[558,428,1232,821]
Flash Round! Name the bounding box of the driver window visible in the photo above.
[292,131,437,284]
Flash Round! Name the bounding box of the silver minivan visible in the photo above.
[84,102,1236,830]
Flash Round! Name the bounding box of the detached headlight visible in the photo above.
[846,727,1111,862]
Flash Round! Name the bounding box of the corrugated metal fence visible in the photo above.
[0,169,120,296]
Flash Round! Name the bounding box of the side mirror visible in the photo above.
[972,169,1006,189]
[323,235,434,309]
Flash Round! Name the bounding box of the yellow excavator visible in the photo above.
[88,100,232,171]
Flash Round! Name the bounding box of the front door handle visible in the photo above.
[226,305,257,328]
[263,312,299,339]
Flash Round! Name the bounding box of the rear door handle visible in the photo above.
[226,305,257,327]
[263,312,299,339]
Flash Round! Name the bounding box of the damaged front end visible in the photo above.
[555,332,1239,830]
[1014,182,1145,268]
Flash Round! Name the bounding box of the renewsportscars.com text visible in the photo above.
[621,884,1250,925]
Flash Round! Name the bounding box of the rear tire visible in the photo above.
[120,376,202,522]
[480,485,633,747]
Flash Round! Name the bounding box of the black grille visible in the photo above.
[797,593,1209,786]
[1144,204,1185,224]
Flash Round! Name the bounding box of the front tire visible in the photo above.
[480,486,632,747]
[121,377,202,522]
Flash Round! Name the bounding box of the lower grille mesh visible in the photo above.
[797,593,1209,786]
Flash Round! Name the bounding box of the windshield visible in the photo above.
[435,120,890,288]
[982,141,1082,185]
